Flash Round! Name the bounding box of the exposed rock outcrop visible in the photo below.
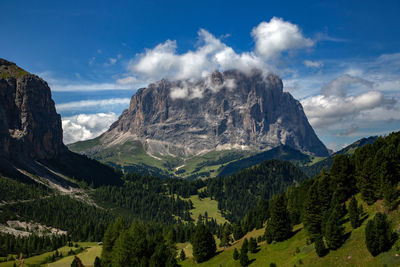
[95,69,329,157]
[0,58,121,187]
[0,58,65,160]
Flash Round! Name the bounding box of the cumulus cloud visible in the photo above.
[169,77,237,100]
[251,17,314,60]
[128,17,313,83]
[321,74,373,97]
[303,60,323,68]
[56,98,130,112]
[62,112,118,144]
[301,75,396,129]
[130,29,266,81]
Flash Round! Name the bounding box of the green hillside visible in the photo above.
[68,138,253,178]
[180,196,400,267]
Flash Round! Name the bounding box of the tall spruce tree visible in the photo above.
[265,194,291,242]
[239,240,249,266]
[303,182,323,240]
[330,155,355,202]
[191,224,216,263]
[357,158,378,205]
[365,212,394,256]
[221,223,232,247]
[233,248,239,260]
[348,196,360,229]
[365,220,378,256]
[94,256,101,267]
[324,208,344,250]
[314,235,327,257]
[383,181,398,211]
[101,218,124,266]
[233,221,244,241]
[249,237,257,253]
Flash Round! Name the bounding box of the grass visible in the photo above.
[178,150,251,178]
[0,63,29,79]
[0,243,100,267]
[180,194,400,267]
[47,244,101,267]
[69,137,253,178]
[67,136,101,153]
[186,195,228,224]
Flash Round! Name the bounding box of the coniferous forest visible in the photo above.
[0,131,400,266]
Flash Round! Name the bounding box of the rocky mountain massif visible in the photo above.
[0,58,120,187]
[71,69,329,177]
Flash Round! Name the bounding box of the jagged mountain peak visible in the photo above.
[93,69,329,158]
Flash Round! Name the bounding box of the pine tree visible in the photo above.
[357,158,378,205]
[239,241,249,266]
[365,220,378,256]
[179,249,186,261]
[94,256,101,267]
[242,238,248,254]
[324,209,344,250]
[233,222,244,241]
[314,235,327,257]
[191,224,216,263]
[101,218,124,266]
[264,220,273,244]
[303,182,322,240]
[383,181,398,211]
[348,196,360,229]
[249,237,257,253]
[266,194,291,242]
[221,223,232,247]
[233,248,239,260]
[365,212,394,256]
[330,155,355,202]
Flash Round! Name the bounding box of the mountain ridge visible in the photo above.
[71,69,329,176]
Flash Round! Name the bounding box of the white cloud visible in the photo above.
[56,98,130,112]
[62,112,118,144]
[51,83,131,91]
[116,76,138,85]
[128,18,314,83]
[251,17,314,60]
[104,57,117,67]
[321,74,373,97]
[301,75,396,129]
[303,60,323,68]
[130,29,268,82]
[169,77,237,100]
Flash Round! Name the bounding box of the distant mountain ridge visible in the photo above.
[70,69,329,177]
[219,136,379,178]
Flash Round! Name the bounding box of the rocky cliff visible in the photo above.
[93,69,329,158]
[0,58,65,160]
[0,58,121,187]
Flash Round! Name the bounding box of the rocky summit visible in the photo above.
[0,58,120,186]
[0,58,65,161]
[87,69,329,158]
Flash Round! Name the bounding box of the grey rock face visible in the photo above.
[0,58,65,160]
[100,69,329,157]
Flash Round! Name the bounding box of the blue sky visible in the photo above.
[2,0,400,150]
